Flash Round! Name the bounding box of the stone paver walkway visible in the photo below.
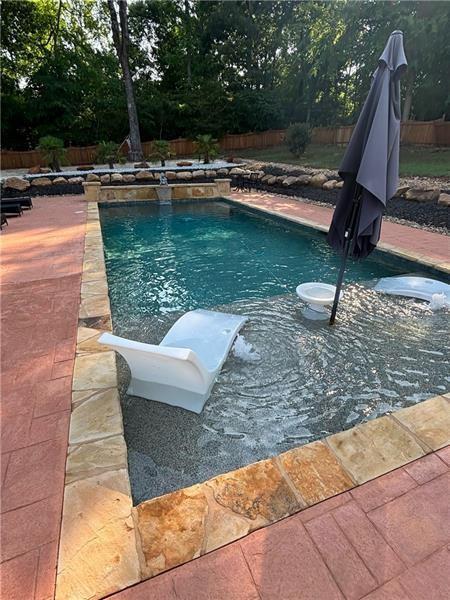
[112,449,450,600]
[1,197,86,600]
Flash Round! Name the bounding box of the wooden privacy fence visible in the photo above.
[312,120,450,146]
[1,123,448,170]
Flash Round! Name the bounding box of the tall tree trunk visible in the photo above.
[402,69,414,122]
[107,0,143,161]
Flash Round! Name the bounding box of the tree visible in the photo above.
[106,0,143,160]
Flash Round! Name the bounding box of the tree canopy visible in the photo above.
[2,0,449,149]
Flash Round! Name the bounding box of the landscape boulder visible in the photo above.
[192,170,205,179]
[282,176,299,187]
[335,180,344,189]
[3,176,30,191]
[395,186,409,197]
[405,188,440,202]
[205,170,217,178]
[296,174,311,185]
[52,177,68,185]
[438,193,450,206]
[230,167,246,175]
[267,176,278,185]
[31,177,52,186]
[323,179,338,190]
[310,173,328,188]
[176,171,192,180]
[134,162,149,169]
[176,161,193,167]
[262,175,272,183]
[122,174,136,183]
[165,171,177,180]
[28,166,42,175]
[217,168,229,175]
[111,173,123,182]
[77,165,94,171]
[86,173,100,182]
[40,167,52,174]
[135,170,153,180]
[100,174,111,184]
[68,177,84,184]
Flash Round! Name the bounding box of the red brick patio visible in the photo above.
[0,193,448,600]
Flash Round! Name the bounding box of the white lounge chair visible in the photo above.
[99,309,247,413]
[374,276,450,306]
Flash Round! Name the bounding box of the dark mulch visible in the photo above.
[252,183,449,232]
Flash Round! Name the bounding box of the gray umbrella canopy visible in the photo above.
[327,31,407,259]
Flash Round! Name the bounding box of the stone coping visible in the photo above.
[57,195,450,599]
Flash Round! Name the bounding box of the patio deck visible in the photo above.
[0,192,448,600]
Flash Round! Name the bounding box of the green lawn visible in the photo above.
[234,144,450,178]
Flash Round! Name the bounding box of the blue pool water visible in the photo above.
[100,201,449,504]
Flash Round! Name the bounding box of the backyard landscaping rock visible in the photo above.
[3,176,30,191]
[165,171,177,179]
[86,173,100,182]
[40,167,51,173]
[111,173,123,182]
[267,176,278,185]
[31,177,52,186]
[262,174,272,183]
[28,165,42,174]
[217,168,229,175]
[230,167,246,175]
[335,180,344,189]
[135,170,153,180]
[68,176,84,184]
[77,165,94,171]
[438,193,450,206]
[297,174,312,185]
[206,170,217,178]
[122,174,136,183]
[176,171,193,180]
[396,186,410,196]
[134,162,149,168]
[310,173,328,188]
[405,187,440,202]
[282,176,299,187]
[192,169,205,178]
[52,176,68,185]
[323,179,338,190]
[100,174,111,184]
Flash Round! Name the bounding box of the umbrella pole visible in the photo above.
[329,184,362,326]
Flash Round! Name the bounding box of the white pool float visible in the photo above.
[99,309,247,414]
[374,276,450,308]
[296,282,340,320]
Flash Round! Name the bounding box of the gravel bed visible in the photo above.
[254,183,449,234]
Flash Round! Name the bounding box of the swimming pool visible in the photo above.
[100,200,449,504]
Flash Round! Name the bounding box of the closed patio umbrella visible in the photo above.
[327,30,407,324]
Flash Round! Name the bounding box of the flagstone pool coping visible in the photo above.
[56,194,450,599]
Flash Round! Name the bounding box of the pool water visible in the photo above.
[100,201,449,504]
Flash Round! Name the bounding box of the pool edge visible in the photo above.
[56,196,450,599]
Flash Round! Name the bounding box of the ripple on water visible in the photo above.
[114,287,450,504]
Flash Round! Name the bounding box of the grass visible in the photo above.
[235,144,450,178]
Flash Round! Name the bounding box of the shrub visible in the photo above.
[286,123,311,157]
[195,134,219,163]
[150,140,174,166]
[37,136,66,172]
[96,141,120,169]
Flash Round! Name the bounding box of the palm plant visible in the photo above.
[37,136,66,172]
[151,140,173,166]
[96,141,120,169]
[195,134,219,164]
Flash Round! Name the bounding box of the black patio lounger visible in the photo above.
[1,195,32,209]
[1,214,8,229]
[0,200,23,216]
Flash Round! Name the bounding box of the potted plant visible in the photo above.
[96,141,120,169]
[195,134,219,164]
[37,136,66,172]
[151,140,174,166]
